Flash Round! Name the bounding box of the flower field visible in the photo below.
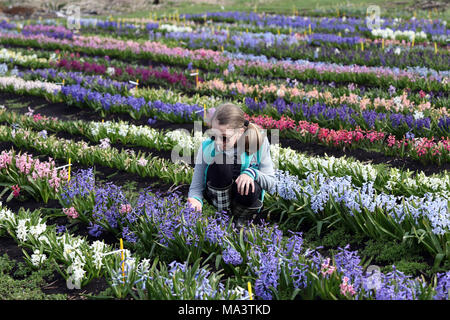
[0,5,448,301]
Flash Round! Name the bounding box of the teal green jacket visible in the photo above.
[188,136,275,206]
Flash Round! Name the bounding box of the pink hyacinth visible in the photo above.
[63,207,79,219]
[15,154,32,174]
[120,204,132,214]
[340,276,356,297]
[0,151,13,170]
[12,185,20,197]
[320,258,336,277]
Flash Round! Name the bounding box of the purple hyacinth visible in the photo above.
[222,246,243,266]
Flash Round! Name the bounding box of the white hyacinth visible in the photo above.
[31,250,47,267]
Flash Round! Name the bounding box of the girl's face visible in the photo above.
[211,120,244,150]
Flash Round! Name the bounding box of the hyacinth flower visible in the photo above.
[60,84,202,121]
[0,150,68,203]
[0,32,446,92]
[268,170,449,262]
[54,58,191,88]
[245,113,449,164]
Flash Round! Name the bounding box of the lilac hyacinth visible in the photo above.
[284,230,304,258]
[272,170,449,237]
[388,85,397,96]
[87,222,104,237]
[60,168,95,205]
[434,271,450,300]
[122,226,137,243]
[374,266,420,300]
[333,245,364,291]
[205,214,229,246]
[92,183,127,230]
[254,247,280,300]
[222,246,243,266]
[61,85,202,120]
[269,170,303,200]
[55,225,66,234]
[244,96,267,112]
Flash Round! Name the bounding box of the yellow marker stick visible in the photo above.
[277,29,280,35]
[62,79,65,86]
[434,42,437,54]
[135,79,139,90]
[289,27,292,34]
[203,104,206,122]
[309,24,312,34]
[248,282,253,300]
[411,36,415,48]
[221,45,224,52]
[120,238,125,284]
[382,38,384,50]
[102,119,104,123]
[68,158,71,181]
[361,41,364,51]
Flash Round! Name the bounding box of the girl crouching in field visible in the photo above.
[187,103,275,226]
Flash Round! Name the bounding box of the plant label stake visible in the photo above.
[68,158,71,182]
[248,282,253,300]
[203,104,207,123]
[361,40,364,51]
[308,24,312,34]
[120,238,125,284]
[434,42,437,54]
[411,36,415,48]
[382,38,384,50]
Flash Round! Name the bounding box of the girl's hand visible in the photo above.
[187,197,202,212]
[236,174,255,196]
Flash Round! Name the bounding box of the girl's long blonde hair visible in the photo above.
[210,103,263,155]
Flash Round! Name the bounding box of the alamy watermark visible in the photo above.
[366,5,381,30]
[364,265,382,290]
[170,121,280,169]
[66,5,81,31]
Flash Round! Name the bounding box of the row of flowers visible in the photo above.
[3,45,447,116]
[266,169,449,263]
[10,50,445,114]
[143,28,448,71]
[245,114,450,165]
[243,97,449,139]
[5,58,448,141]
[34,18,447,70]
[0,75,447,164]
[0,149,68,203]
[0,124,192,186]
[0,201,250,299]
[1,185,446,300]
[0,32,447,91]
[1,107,447,199]
[0,112,448,288]
[1,109,447,260]
[0,47,194,89]
[182,12,448,38]
[29,17,448,47]
[59,169,449,300]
